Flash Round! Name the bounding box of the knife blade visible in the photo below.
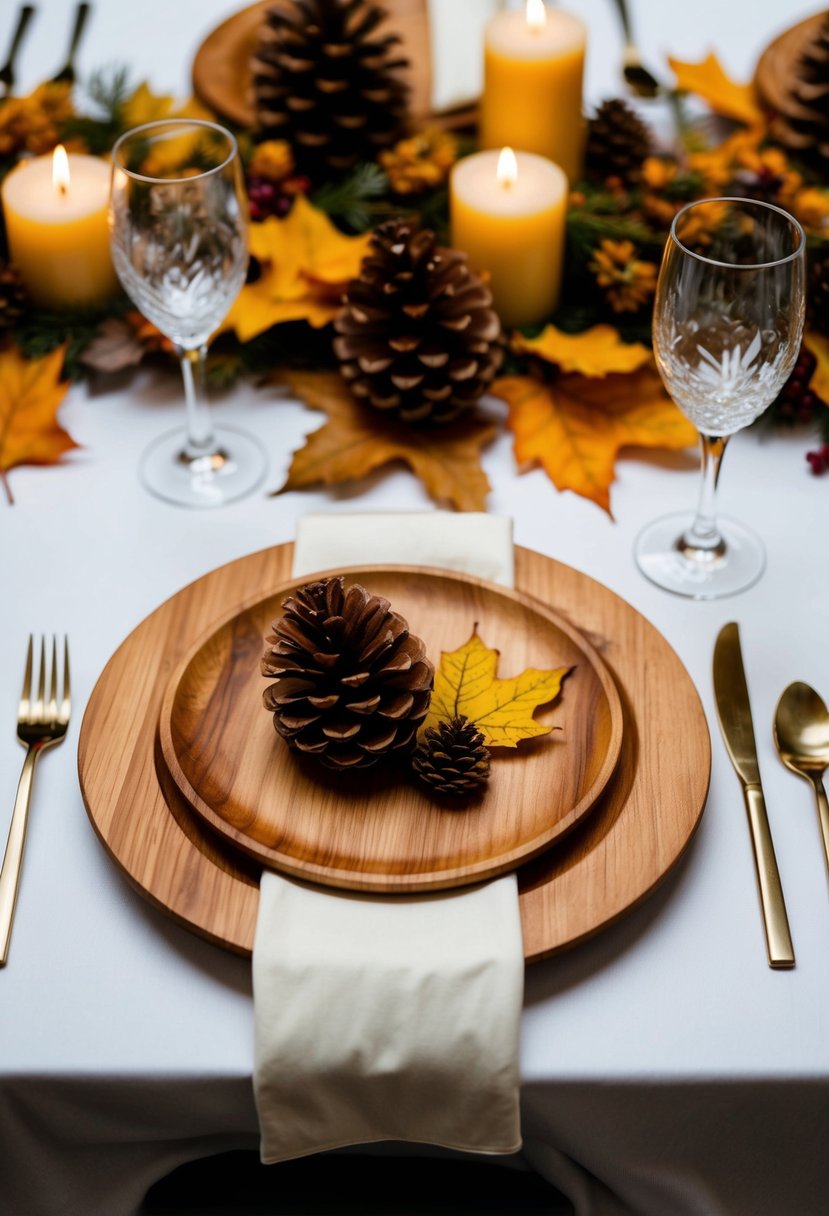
[713,622,794,969]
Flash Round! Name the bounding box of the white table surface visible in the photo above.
[2,3,829,1215]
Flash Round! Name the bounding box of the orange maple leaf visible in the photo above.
[668,52,763,125]
[277,371,497,512]
[803,331,829,403]
[512,324,651,377]
[0,346,79,504]
[491,368,697,516]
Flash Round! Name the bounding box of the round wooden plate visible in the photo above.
[754,11,827,120]
[78,544,711,962]
[192,0,477,133]
[157,567,623,893]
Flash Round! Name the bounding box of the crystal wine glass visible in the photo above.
[109,119,266,507]
[635,197,806,598]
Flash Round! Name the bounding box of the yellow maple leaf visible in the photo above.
[803,331,829,402]
[513,324,651,377]
[668,52,763,125]
[0,346,79,504]
[226,197,372,342]
[422,629,569,749]
[277,371,496,512]
[491,367,697,516]
[121,82,175,129]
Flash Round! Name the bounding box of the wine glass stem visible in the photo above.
[178,344,216,460]
[679,433,728,562]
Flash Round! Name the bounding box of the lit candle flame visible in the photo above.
[497,146,518,188]
[52,145,70,197]
[526,0,547,32]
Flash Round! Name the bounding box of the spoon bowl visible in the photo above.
[774,681,829,884]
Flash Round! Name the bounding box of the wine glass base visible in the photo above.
[634,511,766,600]
[139,425,268,508]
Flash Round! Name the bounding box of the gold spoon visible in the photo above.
[774,682,829,879]
[610,0,661,98]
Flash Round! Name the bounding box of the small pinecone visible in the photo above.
[251,0,410,181]
[262,576,433,770]
[770,14,829,166]
[412,715,490,798]
[585,99,653,186]
[333,219,503,425]
[0,263,27,332]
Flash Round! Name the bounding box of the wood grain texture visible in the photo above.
[77,545,711,962]
[157,568,622,893]
[754,12,826,119]
[191,0,475,133]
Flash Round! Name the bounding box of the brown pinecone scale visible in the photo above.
[251,0,410,180]
[334,219,503,425]
[412,715,491,798]
[585,98,653,186]
[262,576,433,770]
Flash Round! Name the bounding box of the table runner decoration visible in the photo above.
[252,511,524,1160]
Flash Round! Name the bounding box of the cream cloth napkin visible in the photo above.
[252,512,524,1164]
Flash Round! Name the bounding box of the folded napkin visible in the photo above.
[252,512,524,1163]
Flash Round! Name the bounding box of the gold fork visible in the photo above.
[0,636,70,966]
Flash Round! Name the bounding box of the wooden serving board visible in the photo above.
[192,0,477,134]
[157,568,623,893]
[78,545,711,962]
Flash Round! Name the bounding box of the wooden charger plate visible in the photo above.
[78,544,711,962]
[191,0,477,133]
[157,568,623,893]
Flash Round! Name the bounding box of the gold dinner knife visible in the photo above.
[713,622,795,969]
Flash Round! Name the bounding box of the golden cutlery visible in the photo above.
[610,0,661,98]
[773,681,829,884]
[713,623,794,968]
[48,2,90,86]
[0,636,70,967]
[0,5,36,100]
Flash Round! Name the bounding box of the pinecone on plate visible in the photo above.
[251,0,410,181]
[412,715,490,798]
[333,219,503,425]
[585,98,653,186]
[770,14,829,166]
[262,576,433,771]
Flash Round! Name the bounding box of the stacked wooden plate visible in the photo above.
[78,544,711,962]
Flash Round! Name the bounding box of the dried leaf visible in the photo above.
[0,346,79,503]
[121,81,175,128]
[80,318,146,374]
[423,628,569,749]
[668,52,762,125]
[803,331,829,402]
[278,371,496,512]
[226,196,372,342]
[492,367,697,516]
[513,324,651,377]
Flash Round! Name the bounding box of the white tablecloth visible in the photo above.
[1,2,829,1214]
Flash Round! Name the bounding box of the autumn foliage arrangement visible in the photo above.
[3,13,829,509]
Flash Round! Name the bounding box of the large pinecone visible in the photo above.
[770,14,829,166]
[412,715,490,798]
[262,576,433,771]
[251,0,410,180]
[585,98,653,186]
[0,263,26,332]
[333,219,503,425]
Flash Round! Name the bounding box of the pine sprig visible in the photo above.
[59,66,134,154]
[312,163,390,232]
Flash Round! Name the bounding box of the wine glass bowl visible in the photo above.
[636,197,805,598]
[109,119,266,507]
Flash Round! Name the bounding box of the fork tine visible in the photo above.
[19,635,32,719]
[48,636,58,721]
[34,636,45,719]
[61,637,71,722]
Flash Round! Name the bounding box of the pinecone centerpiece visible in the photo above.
[412,716,491,798]
[769,14,829,166]
[334,219,503,425]
[585,99,653,187]
[251,0,410,180]
[262,576,433,770]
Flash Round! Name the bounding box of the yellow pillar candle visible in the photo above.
[481,0,587,183]
[1,146,118,310]
[450,147,567,329]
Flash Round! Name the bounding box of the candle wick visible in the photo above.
[57,181,68,198]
